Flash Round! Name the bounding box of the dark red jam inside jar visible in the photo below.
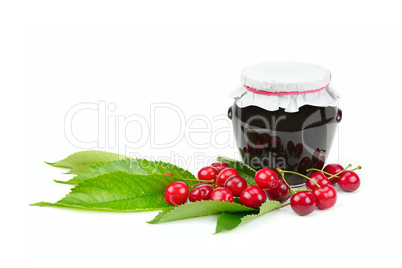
[229,62,341,187]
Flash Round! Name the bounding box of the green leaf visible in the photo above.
[217,156,257,185]
[214,212,251,233]
[148,200,256,224]
[65,163,101,175]
[31,171,189,212]
[46,150,130,174]
[215,201,282,233]
[55,159,197,185]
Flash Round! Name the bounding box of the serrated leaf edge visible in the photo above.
[147,200,256,224]
[47,150,131,169]
[214,200,282,234]
[217,156,257,174]
[29,201,168,212]
[31,171,185,212]
[54,158,197,185]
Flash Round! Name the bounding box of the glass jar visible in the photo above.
[228,62,342,186]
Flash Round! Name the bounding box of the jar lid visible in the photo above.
[231,61,339,113]
[241,61,331,93]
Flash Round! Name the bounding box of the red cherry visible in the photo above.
[224,175,248,197]
[210,187,234,202]
[164,181,189,206]
[312,185,337,210]
[306,171,332,190]
[189,185,213,202]
[264,178,291,203]
[216,168,238,187]
[323,163,344,184]
[290,191,316,216]
[338,171,360,192]
[164,173,174,176]
[255,168,279,189]
[197,166,218,181]
[210,162,230,173]
[239,186,267,209]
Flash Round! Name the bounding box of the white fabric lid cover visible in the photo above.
[231,61,339,113]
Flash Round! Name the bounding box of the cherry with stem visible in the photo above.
[306,168,341,178]
[326,164,353,182]
[306,164,351,176]
[279,172,296,194]
[276,168,321,188]
[338,166,362,192]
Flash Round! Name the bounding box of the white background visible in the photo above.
[1,1,402,268]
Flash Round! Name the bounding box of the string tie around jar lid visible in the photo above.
[243,82,330,96]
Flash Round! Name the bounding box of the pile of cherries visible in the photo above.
[164,161,361,216]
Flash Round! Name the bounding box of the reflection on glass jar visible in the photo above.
[229,104,341,186]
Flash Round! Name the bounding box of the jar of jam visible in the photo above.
[228,62,342,186]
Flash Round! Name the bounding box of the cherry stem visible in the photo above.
[305,168,340,178]
[279,172,296,194]
[188,179,216,188]
[185,178,215,183]
[276,168,321,188]
[327,164,352,180]
[351,166,362,171]
[189,182,205,188]
[294,189,310,193]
